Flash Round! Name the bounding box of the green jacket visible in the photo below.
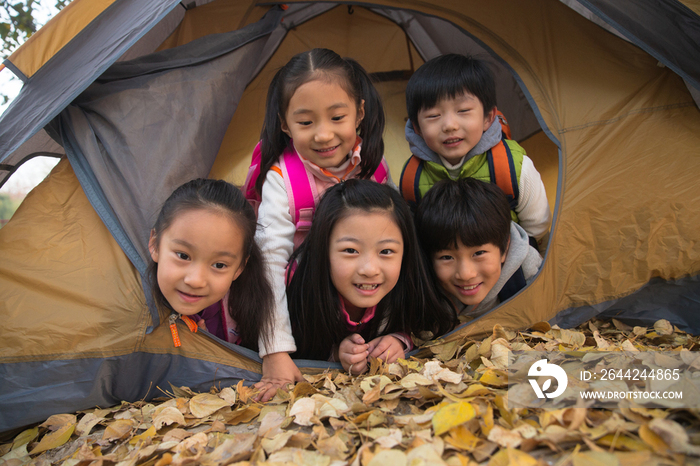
[400,139,525,222]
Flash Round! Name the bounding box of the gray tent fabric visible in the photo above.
[0,0,181,164]
[45,7,287,329]
[0,349,265,433]
[572,0,700,90]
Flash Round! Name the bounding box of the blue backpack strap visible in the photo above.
[498,266,527,303]
[487,138,519,211]
[399,155,424,210]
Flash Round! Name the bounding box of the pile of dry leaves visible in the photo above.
[2,319,699,466]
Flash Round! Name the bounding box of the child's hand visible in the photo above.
[196,319,208,332]
[338,333,370,375]
[254,352,302,402]
[367,335,405,363]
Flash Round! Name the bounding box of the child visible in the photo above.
[414,178,543,320]
[287,180,455,374]
[249,49,392,395]
[401,53,550,247]
[148,178,274,352]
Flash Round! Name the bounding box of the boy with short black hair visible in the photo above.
[401,53,550,247]
[415,178,543,319]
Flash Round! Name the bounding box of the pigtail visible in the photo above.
[226,240,274,351]
[256,70,292,197]
[345,58,385,179]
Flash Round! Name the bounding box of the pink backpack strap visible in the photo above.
[279,145,317,235]
[371,157,390,184]
[243,141,263,214]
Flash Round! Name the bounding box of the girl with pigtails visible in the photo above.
[243,48,392,400]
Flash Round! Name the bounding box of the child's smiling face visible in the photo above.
[432,240,506,307]
[149,208,245,316]
[329,210,403,320]
[415,92,495,166]
[281,78,364,169]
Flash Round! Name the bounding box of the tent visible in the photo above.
[1,0,699,432]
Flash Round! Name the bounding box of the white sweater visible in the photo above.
[255,169,298,357]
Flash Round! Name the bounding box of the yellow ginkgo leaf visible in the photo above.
[11,427,38,450]
[479,369,508,387]
[29,424,75,455]
[597,433,650,452]
[488,448,540,466]
[445,425,480,451]
[460,383,492,397]
[638,423,669,455]
[129,425,157,445]
[432,401,476,436]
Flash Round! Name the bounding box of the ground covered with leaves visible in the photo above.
[2,319,699,466]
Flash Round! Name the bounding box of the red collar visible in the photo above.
[339,295,376,330]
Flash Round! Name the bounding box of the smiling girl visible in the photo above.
[148,178,273,351]
[287,180,455,374]
[246,48,392,396]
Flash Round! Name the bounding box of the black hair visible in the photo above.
[148,178,274,350]
[255,48,385,196]
[287,179,456,360]
[406,54,496,131]
[415,178,512,258]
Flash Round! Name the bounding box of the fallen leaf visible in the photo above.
[432,401,476,436]
[102,419,136,441]
[75,412,105,437]
[479,369,508,387]
[223,405,260,425]
[399,373,434,389]
[488,448,540,465]
[129,425,157,445]
[289,397,317,426]
[445,424,480,451]
[188,393,230,418]
[487,425,522,448]
[29,423,75,454]
[11,428,38,450]
[153,407,186,430]
[653,319,673,336]
[218,387,236,404]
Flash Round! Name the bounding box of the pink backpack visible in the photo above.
[243,141,389,247]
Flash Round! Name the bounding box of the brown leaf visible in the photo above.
[39,414,76,430]
[529,321,551,333]
[222,405,260,425]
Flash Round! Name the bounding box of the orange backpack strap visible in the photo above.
[399,155,424,208]
[495,109,511,139]
[487,140,519,210]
